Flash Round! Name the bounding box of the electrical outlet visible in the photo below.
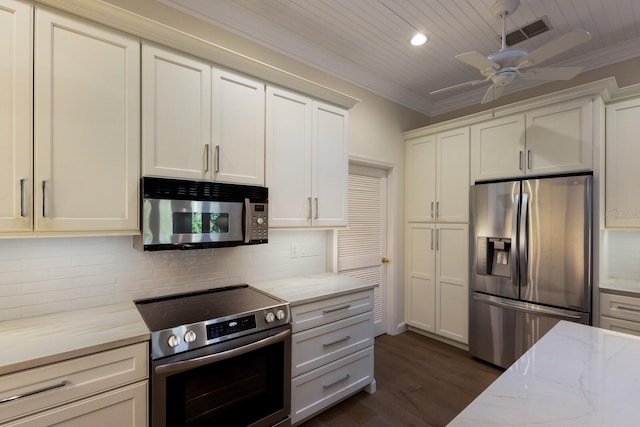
[290,243,299,258]
[299,243,319,257]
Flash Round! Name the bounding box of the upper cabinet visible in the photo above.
[605,97,640,228]
[406,127,469,223]
[266,86,348,227]
[471,97,594,182]
[0,0,32,232]
[142,43,265,186]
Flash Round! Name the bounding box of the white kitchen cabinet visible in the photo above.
[406,223,469,344]
[605,97,640,228]
[0,0,32,232]
[290,289,375,424]
[142,42,212,180]
[266,86,348,227]
[600,291,640,337]
[212,69,265,185]
[34,8,140,232]
[470,97,593,182]
[0,342,148,426]
[406,127,469,223]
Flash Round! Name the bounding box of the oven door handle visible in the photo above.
[155,329,290,376]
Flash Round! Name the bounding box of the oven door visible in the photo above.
[151,325,291,427]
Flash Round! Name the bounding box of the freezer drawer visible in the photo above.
[469,293,589,368]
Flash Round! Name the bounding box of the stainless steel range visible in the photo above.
[135,285,291,427]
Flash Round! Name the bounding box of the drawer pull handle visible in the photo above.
[323,374,350,389]
[0,381,68,405]
[617,305,640,314]
[323,304,351,315]
[323,336,351,347]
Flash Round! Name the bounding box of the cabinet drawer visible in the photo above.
[292,312,373,377]
[0,342,148,424]
[600,315,640,337]
[3,380,147,427]
[291,346,374,425]
[291,290,374,333]
[600,292,640,322]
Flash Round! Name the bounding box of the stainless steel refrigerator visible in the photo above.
[469,174,592,368]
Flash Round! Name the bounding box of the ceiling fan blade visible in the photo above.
[481,84,506,104]
[429,78,488,95]
[518,29,591,68]
[520,66,583,81]
[455,52,500,72]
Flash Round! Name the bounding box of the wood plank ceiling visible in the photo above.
[160,0,640,116]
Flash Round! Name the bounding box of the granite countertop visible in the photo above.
[0,302,149,376]
[449,321,640,426]
[251,272,377,306]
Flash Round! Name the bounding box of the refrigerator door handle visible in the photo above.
[511,194,520,290]
[519,192,529,289]
[471,293,583,320]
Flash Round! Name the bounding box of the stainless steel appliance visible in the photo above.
[470,174,592,368]
[136,177,268,251]
[135,285,291,427]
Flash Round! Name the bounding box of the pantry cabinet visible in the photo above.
[0,0,32,232]
[605,97,640,228]
[405,223,469,344]
[406,127,470,223]
[32,7,139,233]
[471,97,593,182]
[266,86,348,227]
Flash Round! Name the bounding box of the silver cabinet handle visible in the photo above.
[323,304,350,315]
[314,197,319,220]
[430,201,434,218]
[519,151,524,170]
[204,144,210,172]
[617,305,640,314]
[436,228,440,251]
[527,149,532,170]
[430,228,434,250]
[0,381,68,405]
[323,374,350,389]
[215,145,220,173]
[19,178,25,217]
[435,201,439,218]
[41,180,46,218]
[307,197,312,220]
[323,336,350,347]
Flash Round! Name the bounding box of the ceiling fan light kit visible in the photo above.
[430,0,592,104]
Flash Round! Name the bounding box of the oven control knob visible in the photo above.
[276,309,286,320]
[184,330,197,343]
[265,312,275,323]
[167,334,180,348]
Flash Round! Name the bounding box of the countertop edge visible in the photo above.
[287,283,378,306]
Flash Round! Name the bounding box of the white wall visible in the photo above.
[0,230,326,321]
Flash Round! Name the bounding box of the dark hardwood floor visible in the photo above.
[299,331,503,427]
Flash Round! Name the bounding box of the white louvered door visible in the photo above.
[337,164,387,336]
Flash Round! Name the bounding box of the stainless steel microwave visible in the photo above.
[135,177,268,251]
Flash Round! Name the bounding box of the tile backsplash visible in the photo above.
[0,230,326,321]
[605,230,640,281]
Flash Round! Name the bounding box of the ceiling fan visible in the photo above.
[430,0,592,104]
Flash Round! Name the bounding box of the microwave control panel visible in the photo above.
[250,203,268,243]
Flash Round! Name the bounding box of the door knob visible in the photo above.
[381,257,390,263]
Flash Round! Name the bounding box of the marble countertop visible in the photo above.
[0,302,149,376]
[449,321,640,426]
[251,272,377,306]
[600,278,640,296]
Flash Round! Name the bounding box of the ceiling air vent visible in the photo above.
[500,15,552,47]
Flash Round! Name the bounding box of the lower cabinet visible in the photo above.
[0,342,148,426]
[600,291,640,337]
[290,289,375,425]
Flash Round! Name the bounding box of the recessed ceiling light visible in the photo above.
[410,33,428,46]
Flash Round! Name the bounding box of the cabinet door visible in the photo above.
[605,98,640,227]
[213,69,265,185]
[312,101,348,227]
[406,135,436,222]
[436,224,469,344]
[266,87,312,227]
[34,9,139,232]
[437,128,469,223]
[526,97,593,176]
[406,223,436,332]
[0,0,32,232]
[142,43,211,180]
[470,114,525,182]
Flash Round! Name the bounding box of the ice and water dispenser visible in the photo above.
[476,237,511,278]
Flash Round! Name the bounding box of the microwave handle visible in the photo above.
[244,198,251,244]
